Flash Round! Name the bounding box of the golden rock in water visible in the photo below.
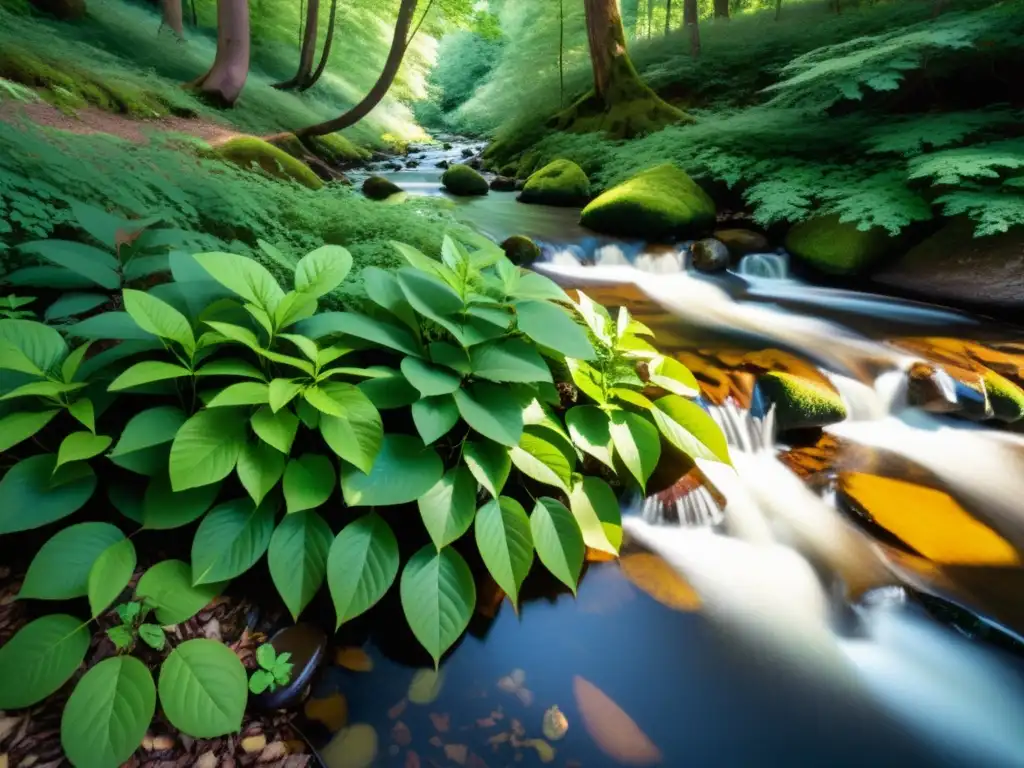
[542,705,568,741]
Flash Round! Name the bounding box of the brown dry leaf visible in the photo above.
[304,692,349,732]
[408,669,445,705]
[573,676,662,766]
[585,547,617,563]
[391,721,412,747]
[542,706,568,741]
[335,647,374,672]
[405,751,421,768]
[429,713,450,733]
[619,553,702,612]
[388,699,408,720]
[319,724,378,768]
[523,739,556,763]
[444,744,469,765]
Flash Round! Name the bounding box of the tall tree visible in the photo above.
[665,0,672,35]
[646,0,654,37]
[275,0,320,89]
[190,0,250,106]
[714,0,729,19]
[684,0,700,56]
[301,0,339,92]
[161,0,184,37]
[559,0,565,107]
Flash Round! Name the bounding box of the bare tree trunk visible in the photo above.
[189,0,197,26]
[665,0,672,34]
[296,0,417,138]
[559,0,565,107]
[684,0,700,56]
[775,0,782,18]
[162,0,184,37]
[275,0,319,89]
[714,0,729,19]
[300,0,338,92]
[191,0,250,106]
[646,0,654,37]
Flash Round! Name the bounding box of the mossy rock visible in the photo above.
[501,235,541,265]
[216,137,323,190]
[516,151,541,180]
[519,160,591,207]
[785,215,897,276]
[441,164,488,196]
[499,162,518,177]
[756,372,847,431]
[579,164,715,240]
[266,132,306,159]
[362,176,403,200]
[983,370,1024,423]
[302,133,371,166]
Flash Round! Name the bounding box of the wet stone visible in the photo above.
[690,238,731,273]
[490,175,517,192]
[906,362,959,413]
[251,624,327,711]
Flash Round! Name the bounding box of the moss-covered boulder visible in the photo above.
[983,370,1024,423]
[501,235,541,265]
[441,164,488,196]
[756,372,847,431]
[579,164,715,240]
[499,162,518,177]
[785,215,896,276]
[516,151,541,180]
[490,176,517,192]
[362,176,403,200]
[303,133,371,166]
[216,137,323,190]
[518,160,591,207]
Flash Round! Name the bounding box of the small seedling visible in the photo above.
[106,600,166,652]
[249,644,293,694]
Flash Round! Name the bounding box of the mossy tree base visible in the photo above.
[551,88,691,140]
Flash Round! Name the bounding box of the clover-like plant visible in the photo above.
[248,644,294,694]
[106,600,166,652]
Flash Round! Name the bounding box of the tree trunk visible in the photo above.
[162,0,184,37]
[714,0,729,19]
[296,0,417,139]
[300,0,338,92]
[684,0,700,56]
[275,0,320,89]
[191,0,250,106]
[189,0,197,26]
[775,0,782,19]
[646,0,654,37]
[664,0,672,34]
[559,0,565,107]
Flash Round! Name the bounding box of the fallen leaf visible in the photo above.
[573,676,662,766]
[510,719,525,738]
[391,721,412,747]
[304,693,349,732]
[514,688,534,706]
[497,677,518,694]
[491,710,504,721]
[523,739,556,763]
[429,712,451,733]
[542,706,568,741]
[320,724,378,768]
[240,735,266,753]
[429,736,444,748]
[488,732,510,746]
[476,717,497,728]
[619,552,702,612]
[389,699,408,720]
[409,668,445,705]
[444,744,469,765]
[336,646,374,672]
[467,753,489,768]
[406,751,422,768]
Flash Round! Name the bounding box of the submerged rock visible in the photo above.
[490,175,517,192]
[362,175,403,200]
[714,228,770,257]
[501,235,541,265]
[906,362,959,413]
[251,623,327,711]
[518,159,591,207]
[441,164,488,196]
[983,370,1024,423]
[461,147,474,158]
[435,159,450,169]
[754,371,847,431]
[216,137,323,190]
[690,238,730,272]
[579,164,716,240]
[785,215,897,276]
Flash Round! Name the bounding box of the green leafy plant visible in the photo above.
[248,643,294,694]
[106,600,167,652]
[0,293,35,319]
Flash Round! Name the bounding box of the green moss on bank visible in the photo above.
[303,133,371,166]
[215,137,324,190]
[785,215,897,276]
[519,159,590,207]
[983,371,1024,423]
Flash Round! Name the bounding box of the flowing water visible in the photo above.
[307,142,1024,767]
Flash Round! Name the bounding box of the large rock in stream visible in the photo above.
[753,371,847,431]
[785,215,898,276]
[579,164,716,240]
[441,164,489,196]
[518,159,591,207]
[362,175,403,200]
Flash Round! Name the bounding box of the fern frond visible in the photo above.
[908,139,1024,186]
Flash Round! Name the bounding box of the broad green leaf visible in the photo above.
[400,356,462,396]
[454,383,524,447]
[108,444,169,477]
[251,405,299,454]
[274,291,318,330]
[0,455,96,534]
[568,476,622,555]
[509,432,573,492]
[278,332,319,362]
[327,512,399,627]
[411,395,460,444]
[269,511,333,621]
[68,398,95,432]
[195,358,266,380]
[18,239,119,289]
[68,200,156,248]
[191,497,277,584]
[60,656,155,768]
[296,398,320,428]
[567,358,604,403]
[418,466,476,551]
[108,360,192,391]
[259,347,314,375]
[0,379,86,401]
[469,339,553,384]
[108,484,143,524]
[139,624,165,650]
[136,560,227,624]
[397,267,464,317]
[109,406,185,457]
[340,434,442,507]
[463,439,511,498]
[475,497,533,606]
[169,408,247,491]
[363,266,419,333]
[269,378,304,412]
[517,271,570,303]
[647,356,701,398]
[303,384,347,416]
[67,312,156,342]
[159,639,247,738]
[652,395,732,465]
[283,453,335,514]
[428,341,470,374]
[522,397,574,449]
[0,409,59,452]
[87,538,137,617]
[237,440,286,505]
[123,289,195,355]
[515,300,596,360]
[205,381,270,408]
[0,614,90,709]
[391,240,444,274]
[55,431,112,471]
[142,474,221,530]
[295,245,353,297]
[610,387,654,409]
[565,406,614,470]
[0,318,67,375]
[203,320,260,351]
[296,312,421,356]
[575,291,612,343]
[357,367,419,409]
[400,545,475,666]
[193,252,285,312]
[60,341,92,383]
[44,292,109,322]
[318,385,384,474]
[4,266,97,291]
[530,498,584,593]
[609,410,661,489]
[20,522,124,600]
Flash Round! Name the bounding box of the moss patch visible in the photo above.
[515,151,541,180]
[983,370,1024,423]
[441,164,488,196]
[519,159,590,207]
[757,372,847,431]
[216,137,324,190]
[501,235,540,265]
[785,215,897,276]
[302,133,371,166]
[579,164,715,239]
[362,176,403,200]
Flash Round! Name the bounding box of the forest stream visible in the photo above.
[288,141,1024,768]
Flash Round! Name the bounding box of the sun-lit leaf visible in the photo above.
[169,408,247,491]
[136,560,227,624]
[193,252,285,312]
[530,498,584,593]
[566,406,614,470]
[609,410,661,489]
[122,289,195,355]
[139,624,166,650]
[250,405,299,454]
[651,395,732,465]
[340,434,442,507]
[108,360,192,391]
[646,356,700,398]
[418,466,477,551]
[0,317,68,375]
[269,510,333,621]
[20,522,124,600]
[87,538,137,617]
[327,512,399,627]
[463,439,511,498]
[159,639,247,738]
[237,440,286,505]
[454,383,524,447]
[475,497,533,605]
[283,453,336,514]
[205,381,270,408]
[55,431,112,471]
[400,545,476,666]
[0,614,90,709]
[515,300,596,360]
[295,245,353,297]
[510,432,573,492]
[411,395,460,444]
[68,398,94,432]
[569,477,622,555]
[195,358,266,380]
[318,385,383,474]
[191,497,277,585]
[567,358,605,403]
[0,409,59,452]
